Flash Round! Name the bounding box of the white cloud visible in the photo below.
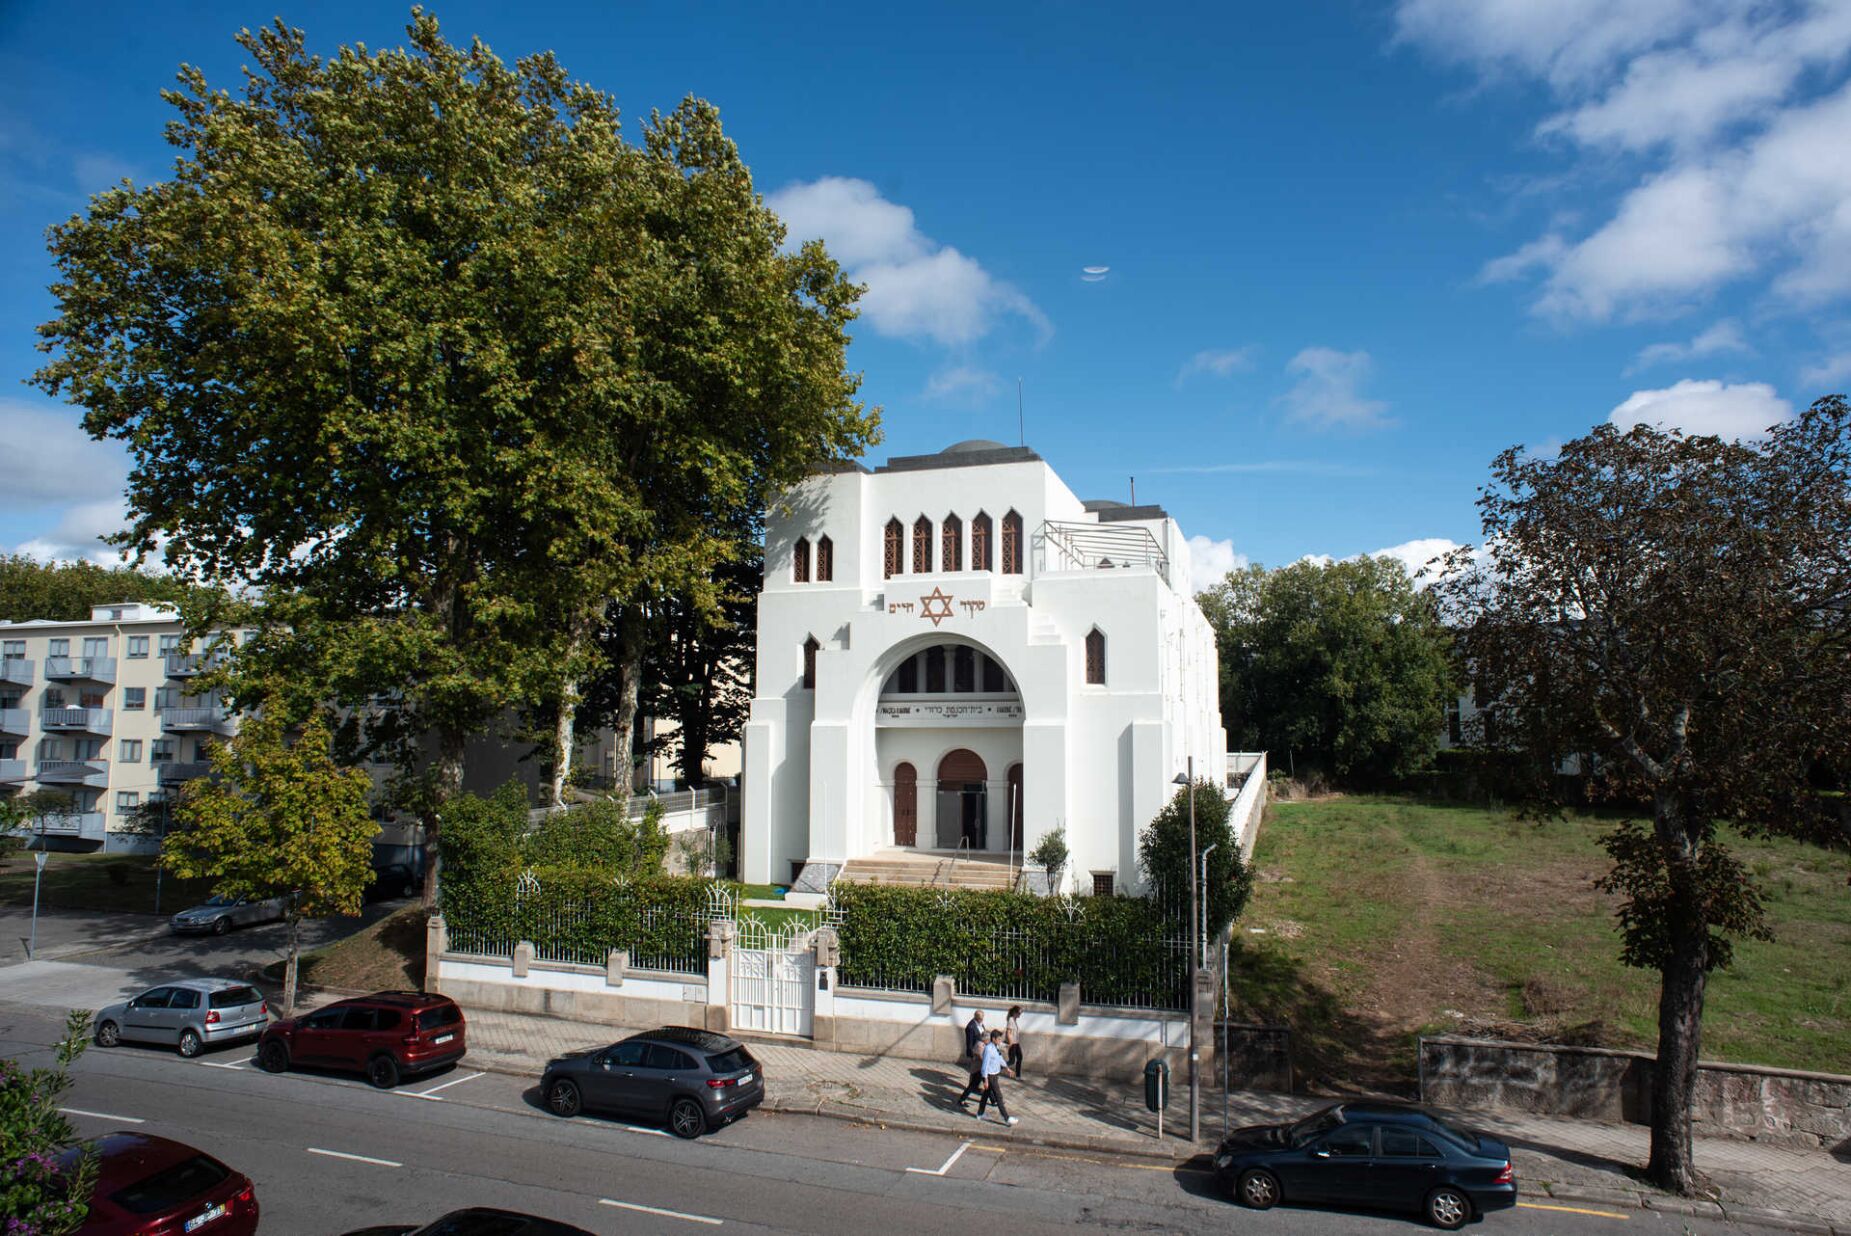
[1628,319,1751,372]
[1370,537,1461,584]
[1281,348,1392,429]
[1175,346,1258,384]
[766,176,1049,347]
[1607,378,1792,438]
[0,399,129,505]
[1800,350,1851,389]
[14,499,134,567]
[1187,535,1249,593]
[1403,2,1851,322]
[921,365,1002,404]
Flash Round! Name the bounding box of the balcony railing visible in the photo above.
[0,659,32,687]
[1035,519,1171,588]
[35,759,109,787]
[161,706,237,735]
[45,657,117,684]
[23,811,106,841]
[157,760,213,784]
[41,707,112,735]
[0,758,26,784]
[0,707,27,736]
[164,652,228,679]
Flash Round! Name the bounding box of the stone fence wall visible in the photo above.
[1420,1035,1851,1149]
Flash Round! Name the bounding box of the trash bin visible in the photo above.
[1143,1058,1170,1112]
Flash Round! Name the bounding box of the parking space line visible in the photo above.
[905,1139,973,1176]
[407,1070,483,1098]
[306,1147,402,1168]
[197,1059,248,1070]
[60,1107,144,1124]
[1518,1201,1629,1220]
[620,1124,672,1138]
[599,1198,722,1225]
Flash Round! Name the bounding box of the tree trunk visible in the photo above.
[283,912,301,1019]
[609,605,646,817]
[421,726,466,909]
[550,683,576,809]
[1645,796,1710,1196]
[677,674,711,790]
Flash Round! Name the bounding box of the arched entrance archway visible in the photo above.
[892,762,917,846]
[937,749,988,850]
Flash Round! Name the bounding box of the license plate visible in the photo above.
[433,1033,453,1044]
[184,1203,226,1232]
[739,1072,754,1085]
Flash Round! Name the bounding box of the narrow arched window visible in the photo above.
[793,537,811,583]
[913,516,932,573]
[803,636,820,689]
[884,519,903,578]
[971,512,992,571]
[1085,627,1106,685]
[1001,510,1023,574]
[816,535,833,582]
[941,514,962,572]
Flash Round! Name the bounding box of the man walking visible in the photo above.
[955,1009,987,1107]
[975,1028,1019,1125]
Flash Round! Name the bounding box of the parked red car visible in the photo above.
[258,990,466,1088]
[58,1131,259,1235]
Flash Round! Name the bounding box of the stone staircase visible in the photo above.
[838,850,1023,891]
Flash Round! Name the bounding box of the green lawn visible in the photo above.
[1228,795,1851,1091]
[0,851,215,915]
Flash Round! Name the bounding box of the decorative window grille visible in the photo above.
[941,514,962,572]
[971,512,992,571]
[913,516,932,573]
[816,536,833,582]
[1085,628,1106,685]
[793,537,810,583]
[884,520,903,578]
[802,636,820,689]
[1001,510,1023,574]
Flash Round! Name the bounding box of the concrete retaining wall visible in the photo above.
[1420,1035,1851,1148]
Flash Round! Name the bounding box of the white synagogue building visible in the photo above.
[742,439,1228,896]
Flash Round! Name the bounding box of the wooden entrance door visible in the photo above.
[893,763,917,846]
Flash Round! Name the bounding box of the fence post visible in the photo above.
[606,949,628,988]
[512,940,533,979]
[1057,981,1080,1026]
[705,919,734,1033]
[424,914,447,994]
[931,974,955,1016]
[812,927,839,1047]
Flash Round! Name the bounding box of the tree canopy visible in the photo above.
[1137,777,1253,937]
[0,554,225,624]
[1433,396,1851,1194]
[1198,556,1455,783]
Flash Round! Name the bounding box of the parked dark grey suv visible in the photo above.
[541,1027,763,1138]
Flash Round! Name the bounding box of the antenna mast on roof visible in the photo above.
[1017,377,1024,446]
[1130,476,1136,505]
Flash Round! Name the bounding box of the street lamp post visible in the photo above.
[1172,757,1200,1144]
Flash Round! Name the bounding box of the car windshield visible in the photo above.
[201,895,236,907]
[110,1154,229,1215]
[1286,1107,1344,1147]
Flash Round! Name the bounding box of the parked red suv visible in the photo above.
[59,1131,259,1235]
[258,991,466,1088]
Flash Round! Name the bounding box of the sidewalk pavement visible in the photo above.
[461,1006,1851,1232]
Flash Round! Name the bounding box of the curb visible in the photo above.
[1543,1182,1845,1234]
[464,1051,1209,1166]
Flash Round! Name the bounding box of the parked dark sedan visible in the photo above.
[343,1209,593,1235]
[541,1026,763,1138]
[1214,1102,1517,1230]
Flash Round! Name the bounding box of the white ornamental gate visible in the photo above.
[731,916,815,1037]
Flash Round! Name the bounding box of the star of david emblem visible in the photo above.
[919,587,955,627]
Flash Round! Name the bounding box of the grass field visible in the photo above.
[0,851,214,915]
[1227,795,1851,1093]
[262,903,429,994]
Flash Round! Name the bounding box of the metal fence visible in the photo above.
[445,924,518,959]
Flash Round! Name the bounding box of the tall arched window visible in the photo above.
[941,514,962,572]
[971,512,992,571]
[884,519,903,578]
[815,535,833,582]
[1085,627,1106,685]
[1001,510,1023,574]
[803,636,820,689]
[793,537,811,583]
[913,516,932,573]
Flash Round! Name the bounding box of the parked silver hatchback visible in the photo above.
[94,979,269,1058]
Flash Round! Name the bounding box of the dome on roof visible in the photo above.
[942,438,1010,454]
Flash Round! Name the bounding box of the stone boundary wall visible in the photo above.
[1420,1035,1851,1149]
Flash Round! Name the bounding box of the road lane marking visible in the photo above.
[306,1147,402,1168]
[59,1107,144,1124]
[968,1141,1210,1174]
[600,1199,722,1225]
[1519,1201,1629,1220]
[408,1070,483,1098]
[620,1124,671,1137]
[905,1139,974,1176]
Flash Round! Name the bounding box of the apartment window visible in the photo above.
[123,687,146,711]
[120,739,143,764]
[38,738,64,761]
[43,688,65,709]
[1092,872,1115,897]
[2,640,24,660]
[49,638,69,658]
[792,537,811,583]
[116,791,140,813]
[1085,628,1106,685]
[815,536,833,582]
[0,741,17,759]
[158,634,181,656]
[970,512,992,571]
[912,516,932,574]
[82,637,108,659]
[941,514,962,572]
[127,636,149,659]
[151,740,175,764]
[154,687,178,711]
[80,691,105,709]
[802,636,820,689]
[1001,510,1023,574]
[1446,700,1463,745]
[73,738,104,761]
[884,519,903,579]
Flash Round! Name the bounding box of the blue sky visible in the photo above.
[3,1,1848,590]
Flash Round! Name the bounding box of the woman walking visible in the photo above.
[1005,1005,1024,1078]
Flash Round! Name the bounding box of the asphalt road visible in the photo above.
[0,1002,1772,1236]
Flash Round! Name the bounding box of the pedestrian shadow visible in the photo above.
[909,1064,971,1113]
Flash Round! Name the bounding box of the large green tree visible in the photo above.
[1433,397,1851,1195]
[0,554,222,624]
[1137,777,1253,937]
[1198,556,1455,782]
[33,12,876,898]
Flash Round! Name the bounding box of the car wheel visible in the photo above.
[1425,1186,1472,1231]
[212,915,231,936]
[258,1040,290,1073]
[668,1096,707,1140]
[547,1079,582,1118]
[95,1020,121,1048]
[178,1029,203,1058]
[367,1054,401,1089]
[1237,1168,1281,1210]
